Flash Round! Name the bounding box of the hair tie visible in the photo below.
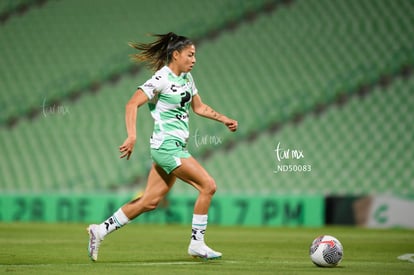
[169,33,177,41]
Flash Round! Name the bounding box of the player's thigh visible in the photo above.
[172,157,216,193]
[143,163,176,198]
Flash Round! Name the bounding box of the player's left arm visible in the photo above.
[191,94,238,132]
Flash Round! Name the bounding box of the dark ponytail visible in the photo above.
[129,32,193,71]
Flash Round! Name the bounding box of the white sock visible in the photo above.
[98,208,130,239]
[190,214,208,245]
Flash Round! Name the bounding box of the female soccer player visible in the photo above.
[87,32,238,261]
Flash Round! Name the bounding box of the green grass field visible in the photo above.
[0,223,413,274]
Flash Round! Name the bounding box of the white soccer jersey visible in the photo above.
[139,66,198,149]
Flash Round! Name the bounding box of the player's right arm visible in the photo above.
[119,89,149,160]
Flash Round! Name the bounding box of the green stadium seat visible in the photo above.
[0,0,413,198]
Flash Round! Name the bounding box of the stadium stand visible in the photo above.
[0,0,45,23]
[0,0,413,198]
[0,0,275,126]
[0,0,280,192]
[186,76,413,197]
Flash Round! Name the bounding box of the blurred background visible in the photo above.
[0,0,413,227]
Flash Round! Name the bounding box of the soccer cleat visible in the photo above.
[188,242,222,260]
[87,224,103,261]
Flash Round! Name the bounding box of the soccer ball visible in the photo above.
[309,235,343,267]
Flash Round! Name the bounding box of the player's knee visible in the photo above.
[202,176,216,196]
[145,202,158,211]
[142,197,162,211]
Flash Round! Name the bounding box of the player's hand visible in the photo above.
[119,136,136,160]
[223,117,238,132]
